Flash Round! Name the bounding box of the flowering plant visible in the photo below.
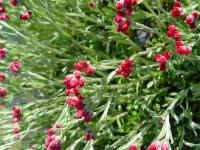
[0,0,200,150]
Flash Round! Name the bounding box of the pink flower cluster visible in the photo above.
[74,60,95,75]
[114,0,137,32]
[8,59,21,76]
[64,61,95,122]
[0,0,32,21]
[12,106,22,134]
[148,143,168,150]
[171,1,184,18]
[167,25,191,55]
[84,130,96,141]
[185,11,199,29]
[45,125,62,150]
[154,51,172,71]
[116,59,134,77]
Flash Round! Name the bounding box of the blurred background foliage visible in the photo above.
[0,0,200,149]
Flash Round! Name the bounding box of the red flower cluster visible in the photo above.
[175,41,191,55]
[155,51,172,72]
[114,0,137,32]
[185,11,199,29]
[148,143,168,150]
[20,10,32,20]
[0,47,6,59]
[84,130,96,141]
[167,25,191,55]
[10,0,18,6]
[12,106,22,134]
[45,126,62,150]
[74,60,95,75]
[0,2,9,21]
[167,25,181,41]
[45,135,61,150]
[129,144,138,150]
[0,72,7,81]
[8,59,21,76]
[12,106,22,123]
[171,1,184,18]
[0,0,32,21]
[64,62,94,122]
[116,59,134,77]
[0,87,8,97]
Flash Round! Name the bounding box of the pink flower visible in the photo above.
[0,6,5,12]
[12,127,20,134]
[125,6,133,16]
[115,1,123,10]
[86,67,95,75]
[175,41,183,47]
[74,60,95,75]
[185,14,194,25]
[88,1,95,8]
[0,13,9,20]
[174,1,182,7]
[45,136,55,148]
[189,23,196,29]
[114,0,137,32]
[164,51,172,60]
[148,143,159,150]
[161,143,169,150]
[84,112,93,123]
[12,106,22,123]
[192,10,199,18]
[155,51,171,72]
[176,46,191,55]
[171,7,184,18]
[10,0,18,6]
[20,10,32,20]
[0,72,7,81]
[0,48,6,59]
[76,110,85,119]
[66,97,79,107]
[129,144,138,150]
[116,59,134,77]
[8,59,21,76]
[0,87,8,97]
[167,25,181,41]
[114,15,123,23]
[47,137,61,150]
[55,123,62,129]
[46,128,55,136]
[84,132,91,140]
